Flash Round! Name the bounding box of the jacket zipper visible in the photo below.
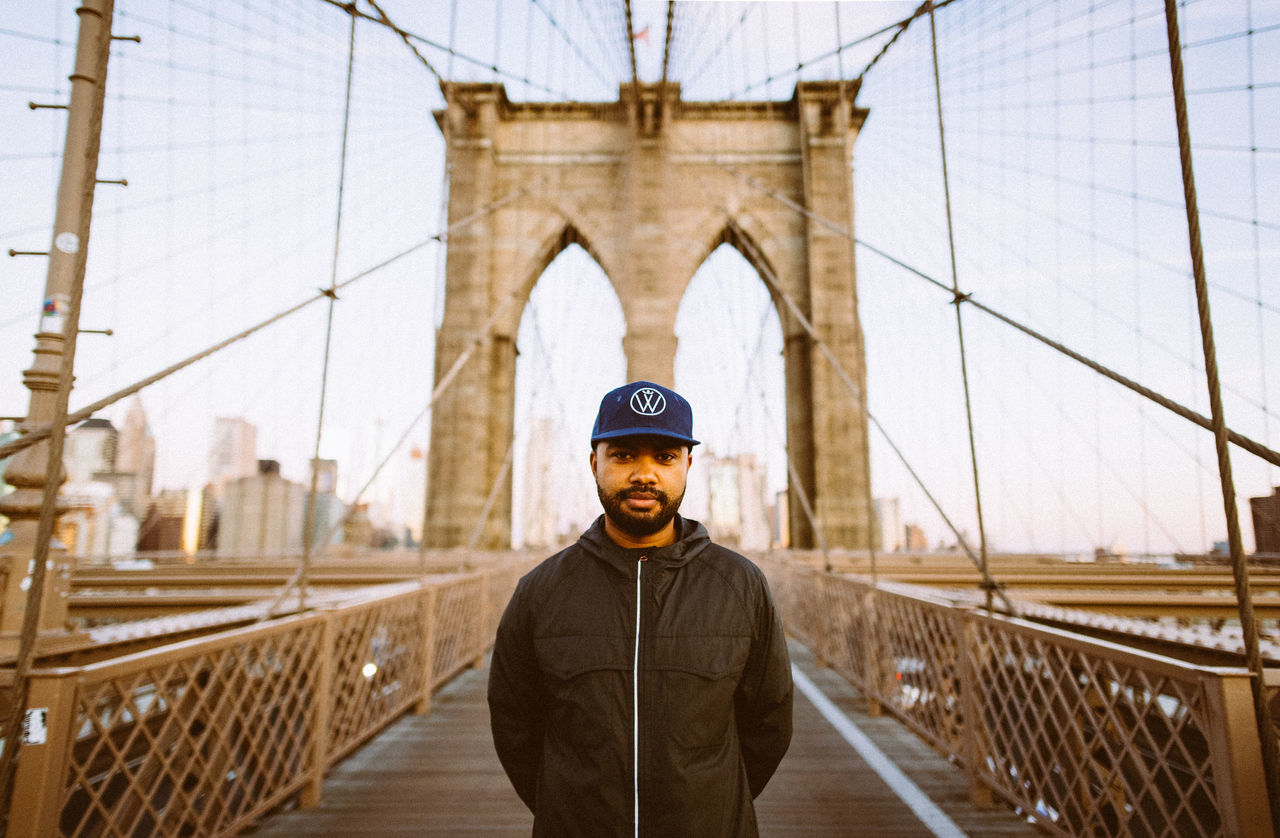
[633,554,646,838]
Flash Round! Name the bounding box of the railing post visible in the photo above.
[862,584,883,716]
[959,611,993,808]
[300,609,335,809]
[415,584,439,714]
[7,669,79,837]
[472,571,490,669]
[1206,669,1275,837]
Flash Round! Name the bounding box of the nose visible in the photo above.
[628,455,658,485]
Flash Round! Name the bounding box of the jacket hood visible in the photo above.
[578,514,712,570]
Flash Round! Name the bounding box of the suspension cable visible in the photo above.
[725,217,1017,615]
[678,137,1280,471]
[0,189,531,464]
[1162,0,1280,828]
[624,0,639,91]
[263,282,526,617]
[927,0,993,611]
[300,6,357,611]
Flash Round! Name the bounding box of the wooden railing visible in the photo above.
[8,561,530,837]
[760,557,1276,838]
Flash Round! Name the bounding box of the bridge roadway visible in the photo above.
[245,642,1038,837]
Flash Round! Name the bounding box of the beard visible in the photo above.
[597,483,685,538]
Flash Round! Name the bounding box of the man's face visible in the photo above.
[590,435,692,539]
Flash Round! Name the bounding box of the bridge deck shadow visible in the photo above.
[245,641,1039,836]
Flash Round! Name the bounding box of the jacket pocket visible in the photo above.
[534,635,631,750]
[650,635,749,750]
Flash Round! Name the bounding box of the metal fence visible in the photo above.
[761,557,1276,838]
[8,563,528,837]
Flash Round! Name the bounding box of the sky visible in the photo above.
[1,0,1277,558]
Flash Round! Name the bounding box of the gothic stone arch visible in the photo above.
[426,81,872,551]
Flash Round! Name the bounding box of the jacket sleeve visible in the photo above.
[487,577,545,812]
[735,572,793,798]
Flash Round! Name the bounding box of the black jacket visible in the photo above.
[488,515,793,837]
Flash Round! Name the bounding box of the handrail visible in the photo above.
[5,560,531,837]
[759,556,1276,838]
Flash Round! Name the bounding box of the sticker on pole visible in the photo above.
[41,293,70,334]
[54,232,79,254]
[23,708,48,745]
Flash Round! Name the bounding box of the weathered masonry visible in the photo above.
[426,81,871,551]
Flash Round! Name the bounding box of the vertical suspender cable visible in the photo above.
[1162,0,1280,828]
[301,6,357,611]
[0,0,115,826]
[927,1,993,612]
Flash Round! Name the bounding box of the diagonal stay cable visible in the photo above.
[681,137,1280,471]
[262,283,526,617]
[0,189,530,463]
[723,217,1018,616]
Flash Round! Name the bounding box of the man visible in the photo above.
[488,380,793,837]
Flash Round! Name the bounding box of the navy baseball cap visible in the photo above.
[590,381,700,448]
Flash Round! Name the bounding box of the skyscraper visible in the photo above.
[113,397,156,516]
[209,417,258,489]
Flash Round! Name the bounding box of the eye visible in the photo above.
[656,452,677,463]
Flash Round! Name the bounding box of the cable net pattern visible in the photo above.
[758,556,1267,837]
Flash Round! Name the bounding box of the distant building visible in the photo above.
[874,497,902,552]
[138,488,202,553]
[306,458,346,549]
[774,489,789,548]
[217,460,305,555]
[64,418,117,482]
[114,397,156,515]
[62,418,145,558]
[522,418,558,549]
[1252,487,1280,554]
[209,417,258,489]
[706,453,770,551]
[905,524,928,552]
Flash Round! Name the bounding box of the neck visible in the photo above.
[603,516,678,550]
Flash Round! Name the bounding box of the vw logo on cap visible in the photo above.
[629,387,666,416]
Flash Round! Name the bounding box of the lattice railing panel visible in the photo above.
[756,557,1269,836]
[327,591,429,761]
[873,589,965,755]
[58,619,323,837]
[431,575,488,687]
[971,619,1225,838]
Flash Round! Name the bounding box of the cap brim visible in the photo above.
[590,427,700,447]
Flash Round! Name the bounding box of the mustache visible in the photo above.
[617,487,669,503]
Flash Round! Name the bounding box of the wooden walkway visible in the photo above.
[246,642,1039,836]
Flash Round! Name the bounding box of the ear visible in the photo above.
[589,447,597,476]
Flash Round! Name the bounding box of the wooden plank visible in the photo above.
[245,643,1040,836]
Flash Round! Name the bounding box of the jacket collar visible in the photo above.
[578,514,711,572]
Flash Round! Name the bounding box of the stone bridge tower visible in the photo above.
[426,81,871,551]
